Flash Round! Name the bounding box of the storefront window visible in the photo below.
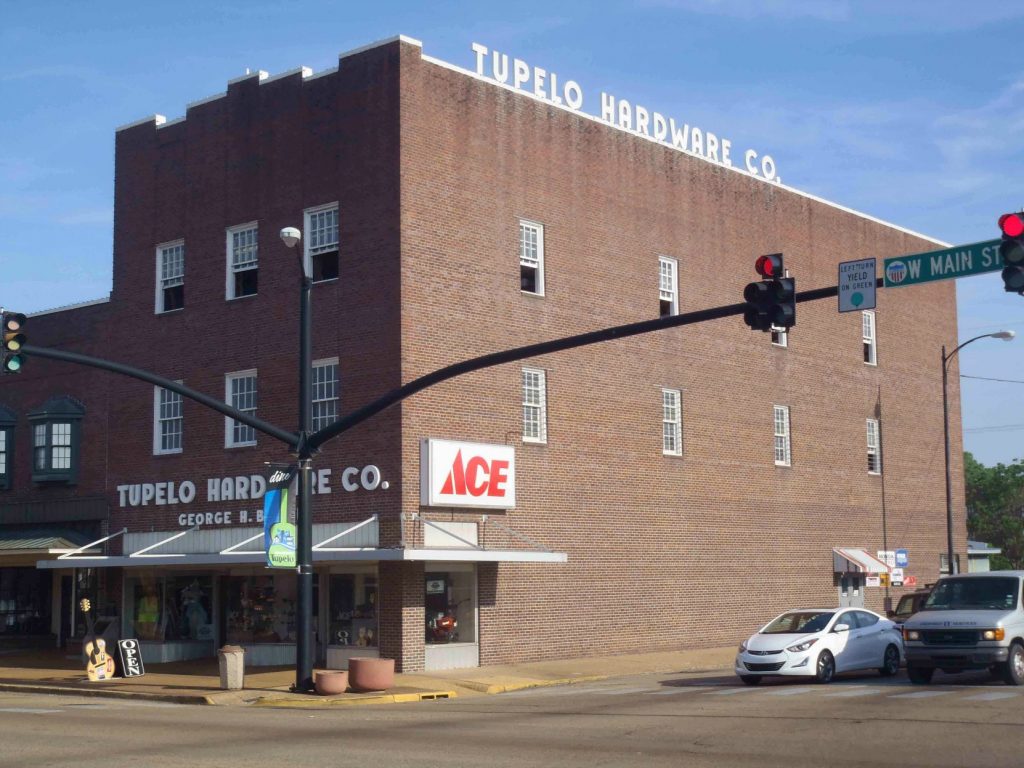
[0,567,51,636]
[328,573,377,647]
[425,569,476,644]
[224,573,302,644]
[126,574,212,642]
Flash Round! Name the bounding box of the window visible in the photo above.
[154,386,183,455]
[662,388,682,456]
[28,396,84,483]
[522,367,547,443]
[659,256,678,317]
[771,326,788,347]
[862,310,877,365]
[312,358,339,432]
[866,418,881,474]
[305,204,339,282]
[156,241,184,313]
[939,554,962,575]
[0,406,13,490]
[773,405,791,467]
[225,371,257,447]
[227,223,259,299]
[519,220,544,295]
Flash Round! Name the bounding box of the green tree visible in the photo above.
[965,452,1024,569]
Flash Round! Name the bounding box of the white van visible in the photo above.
[902,572,1024,685]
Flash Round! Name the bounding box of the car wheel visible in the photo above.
[907,664,934,684]
[1000,642,1024,686]
[739,675,762,686]
[815,651,835,684]
[879,644,900,677]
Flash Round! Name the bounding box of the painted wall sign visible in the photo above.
[114,463,390,527]
[117,639,146,677]
[471,42,782,184]
[421,438,515,509]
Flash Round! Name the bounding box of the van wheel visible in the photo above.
[739,675,761,686]
[907,664,934,684]
[1001,642,1024,686]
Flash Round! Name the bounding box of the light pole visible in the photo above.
[942,330,1015,575]
[280,225,315,692]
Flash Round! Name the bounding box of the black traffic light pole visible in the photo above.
[19,275,860,691]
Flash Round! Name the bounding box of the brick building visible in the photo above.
[0,36,964,671]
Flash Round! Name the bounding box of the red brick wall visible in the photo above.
[398,40,962,663]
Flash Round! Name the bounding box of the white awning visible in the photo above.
[36,547,567,569]
[832,547,890,574]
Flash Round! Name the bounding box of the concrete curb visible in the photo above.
[0,681,208,705]
[253,689,459,708]
[451,674,609,694]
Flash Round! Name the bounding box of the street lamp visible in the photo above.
[280,225,316,692]
[942,330,1015,575]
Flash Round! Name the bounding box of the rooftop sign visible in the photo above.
[471,42,782,184]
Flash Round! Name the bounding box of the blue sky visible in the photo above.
[2,0,1022,465]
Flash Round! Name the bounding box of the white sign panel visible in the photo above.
[838,258,876,312]
[421,439,516,509]
[866,576,881,588]
[877,550,896,569]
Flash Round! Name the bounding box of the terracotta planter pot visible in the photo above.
[348,657,395,692]
[314,670,349,696]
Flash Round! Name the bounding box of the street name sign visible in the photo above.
[883,239,1002,288]
[838,258,876,312]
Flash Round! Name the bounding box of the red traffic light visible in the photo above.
[755,253,783,278]
[999,213,1024,238]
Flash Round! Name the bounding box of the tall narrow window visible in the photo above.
[522,368,547,443]
[662,388,682,456]
[225,371,257,447]
[862,310,877,365]
[156,241,184,313]
[306,204,339,282]
[867,418,881,474]
[311,358,339,432]
[774,405,791,467]
[154,386,183,455]
[659,257,678,317]
[519,220,545,295]
[227,224,259,299]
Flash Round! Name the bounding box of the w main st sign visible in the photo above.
[884,239,1003,288]
[421,439,516,509]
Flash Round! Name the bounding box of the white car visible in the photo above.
[735,607,903,685]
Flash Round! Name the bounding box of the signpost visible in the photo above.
[838,258,876,312]
[883,239,1002,288]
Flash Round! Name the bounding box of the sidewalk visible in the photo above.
[0,646,737,708]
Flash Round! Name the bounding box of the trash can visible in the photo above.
[218,645,245,690]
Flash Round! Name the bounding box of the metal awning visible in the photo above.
[36,547,568,569]
[36,516,567,569]
[832,547,890,574]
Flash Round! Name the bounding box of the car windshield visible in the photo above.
[894,596,915,616]
[761,611,834,634]
[923,578,1020,611]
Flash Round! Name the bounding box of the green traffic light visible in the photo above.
[3,356,21,373]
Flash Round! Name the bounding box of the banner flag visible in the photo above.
[264,464,298,569]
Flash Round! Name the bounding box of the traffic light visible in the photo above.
[1000,212,1024,294]
[743,253,796,331]
[2,312,27,373]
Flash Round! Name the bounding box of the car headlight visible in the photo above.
[904,629,920,641]
[786,638,818,653]
[738,640,748,652]
[982,629,1005,641]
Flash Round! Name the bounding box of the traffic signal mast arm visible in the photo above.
[20,344,299,447]
[18,277,863,455]
[305,278,859,451]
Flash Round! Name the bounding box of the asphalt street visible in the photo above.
[2,670,1023,768]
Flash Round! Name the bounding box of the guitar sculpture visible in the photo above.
[80,598,116,681]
